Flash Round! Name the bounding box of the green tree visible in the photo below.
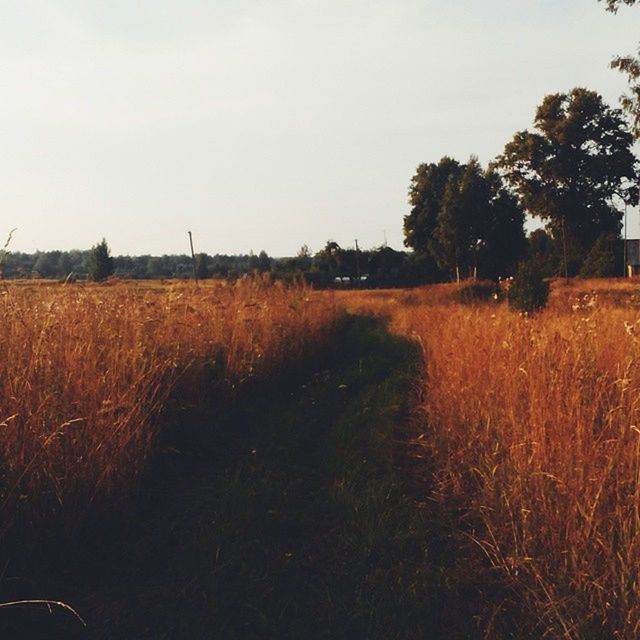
[195,253,209,279]
[403,157,462,255]
[494,88,638,276]
[528,228,559,277]
[430,158,487,280]
[89,238,114,282]
[603,1,640,136]
[479,170,528,280]
[405,156,526,281]
[257,250,271,273]
[579,233,622,277]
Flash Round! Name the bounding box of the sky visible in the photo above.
[2,0,640,257]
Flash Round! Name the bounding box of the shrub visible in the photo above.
[455,280,500,305]
[508,260,549,312]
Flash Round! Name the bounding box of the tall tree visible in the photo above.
[430,157,488,280]
[494,88,638,276]
[603,0,640,136]
[403,157,462,255]
[405,156,526,281]
[88,238,114,282]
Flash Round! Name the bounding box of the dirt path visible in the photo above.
[2,315,488,639]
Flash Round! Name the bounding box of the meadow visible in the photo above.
[339,278,640,639]
[0,277,339,535]
[4,276,640,638]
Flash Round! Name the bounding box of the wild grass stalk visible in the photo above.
[0,277,339,533]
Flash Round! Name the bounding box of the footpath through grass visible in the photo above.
[2,315,488,639]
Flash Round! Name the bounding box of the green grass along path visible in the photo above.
[2,315,491,639]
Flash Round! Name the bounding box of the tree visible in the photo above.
[480,170,528,280]
[88,238,114,282]
[603,1,640,136]
[579,233,622,277]
[195,253,209,280]
[603,0,637,8]
[494,88,638,276]
[528,228,559,277]
[257,250,271,273]
[405,156,526,281]
[430,158,488,280]
[403,157,462,255]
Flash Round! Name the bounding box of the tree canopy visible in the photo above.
[493,88,638,275]
[88,238,115,282]
[404,156,526,281]
[603,0,637,11]
[602,0,640,136]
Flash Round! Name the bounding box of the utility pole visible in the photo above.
[188,231,198,284]
[355,239,361,287]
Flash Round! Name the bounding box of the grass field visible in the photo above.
[340,278,640,639]
[4,276,640,638]
[0,277,339,535]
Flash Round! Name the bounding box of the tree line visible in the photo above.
[403,2,640,282]
[0,239,434,288]
[404,87,638,281]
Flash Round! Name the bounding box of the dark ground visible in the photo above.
[0,315,501,639]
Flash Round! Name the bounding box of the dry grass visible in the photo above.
[341,280,640,639]
[0,277,339,533]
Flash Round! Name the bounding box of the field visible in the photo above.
[0,277,339,534]
[339,278,640,639]
[4,276,640,638]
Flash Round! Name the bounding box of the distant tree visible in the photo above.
[528,229,558,277]
[406,156,526,281]
[579,233,622,277]
[479,170,528,280]
[257,250,271,273]
[404,157,462,256]
[195,253,209,280]
[429,158,487,280]
[494,88,638,276]
[88,238,114,282]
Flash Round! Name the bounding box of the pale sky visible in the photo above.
[2,0,639,256]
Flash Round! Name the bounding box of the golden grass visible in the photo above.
[341,280,640,638]
[0,277,339,532]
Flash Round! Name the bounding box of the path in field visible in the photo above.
[9,316,491,639]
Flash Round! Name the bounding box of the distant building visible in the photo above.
[626,239,640,276]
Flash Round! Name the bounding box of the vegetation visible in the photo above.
[494,88,638,276]
[338,279,640,638]
[88,238,115,282]
[604,0,640,136]
[0,278,339,535]
[508,261,550,312]
[403,156,526,281]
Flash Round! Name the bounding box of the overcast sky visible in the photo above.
[2,0,639,256]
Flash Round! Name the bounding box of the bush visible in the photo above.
[455,280,501,305]
[508,261,549,312]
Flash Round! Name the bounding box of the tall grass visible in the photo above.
[0,277,339,534]
[343,280,640,638]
